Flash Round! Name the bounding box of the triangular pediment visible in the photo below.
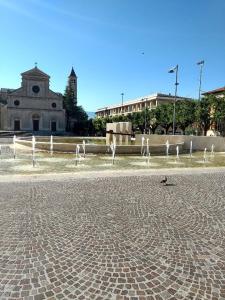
[21,67,50,79]
[9,87,24,96]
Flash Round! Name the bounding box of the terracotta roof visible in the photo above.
[202,87,225,95]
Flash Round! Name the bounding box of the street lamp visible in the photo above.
[104,107,108,117]
[142,98,147,134]
[197,60,204,101]
[168,64,179,135]
[121,93,124,114]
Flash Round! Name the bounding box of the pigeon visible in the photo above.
[160,176,167,185]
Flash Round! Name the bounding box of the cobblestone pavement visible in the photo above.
[1,172,225,300]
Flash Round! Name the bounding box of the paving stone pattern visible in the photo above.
[1,173,225,299]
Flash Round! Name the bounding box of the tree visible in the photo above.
[195,96,212,136]
[210,94,225,135]
[131,112,145,133]
[112,114,127,123]
[72,105,89,135]
[155,104,173,134]
[63,87,76,131]
[92,117,106,136]
[149,109,160,134]
[176,100,196,134]
[87,118,95,136]
[63,86,88,134]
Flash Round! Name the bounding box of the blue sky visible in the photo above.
[0,0,225,112]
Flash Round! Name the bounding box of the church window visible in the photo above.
[32,85,40,93]
[52,102,57,108]
[14,100,20,106]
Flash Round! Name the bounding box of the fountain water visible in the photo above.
[13,135,16,159]
[211,144,215,156]
[190,140,193,157]
[146,138,150,164]
[5,134,225,174]
[50,135,53,155]
[32,135,36,167]
[141,136,145,155]
[110,140,116,165]
[203,148,207,162]
[82,140,86,158]
[176,145,179,159]
[146,138,149,155]
[166,140,170,157]
[75,144,80,166]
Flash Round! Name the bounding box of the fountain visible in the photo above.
[203,148,207,162]
[211,144,215,156]
[141,136,145,155]
[110,139,116,165]
[4,133,225,175]
[13,135,16,159]
[32,135,36,167]
[146,138,150,164]
[82,140,86,158]
[166,140,170,157]
[176,145,179,159]
[146,138,149,155]
[50,135,53,155]
[190,140,193,157]
[75,144,80,166]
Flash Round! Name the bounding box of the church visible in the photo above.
[0,66,77,133]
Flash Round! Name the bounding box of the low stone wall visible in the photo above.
[136,134,225,152]
[0,137,13,144]
[6,135,225,152]
[16,140,183,155]
[16,134,225,154]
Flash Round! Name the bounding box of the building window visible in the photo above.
[14,100,20,106]
[32,85,40,94]
[52,102,57,108]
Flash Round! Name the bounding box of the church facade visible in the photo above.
[0,66,72,133]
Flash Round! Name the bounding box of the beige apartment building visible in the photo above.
[0,66,66,132]
[202,86,225,136]
[96,93,191,118]
[202,86,225,97]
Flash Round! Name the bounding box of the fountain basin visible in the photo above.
[16,139,184,154]
[0,151,224,176]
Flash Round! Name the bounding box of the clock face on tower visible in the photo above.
[32,85,40,94]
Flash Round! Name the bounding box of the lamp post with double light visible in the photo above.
[168,65,179,135]
[141,98,147,134]
[143,98,147,134]
[121,93,124,114]
[197,60,204,101]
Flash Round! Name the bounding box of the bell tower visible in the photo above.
[68,67,77,106]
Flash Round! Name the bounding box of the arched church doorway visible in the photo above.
[51,120,57,132]
[14,120,20,131]
[32,114,40,131]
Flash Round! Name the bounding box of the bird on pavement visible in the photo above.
[160,176,167,185]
